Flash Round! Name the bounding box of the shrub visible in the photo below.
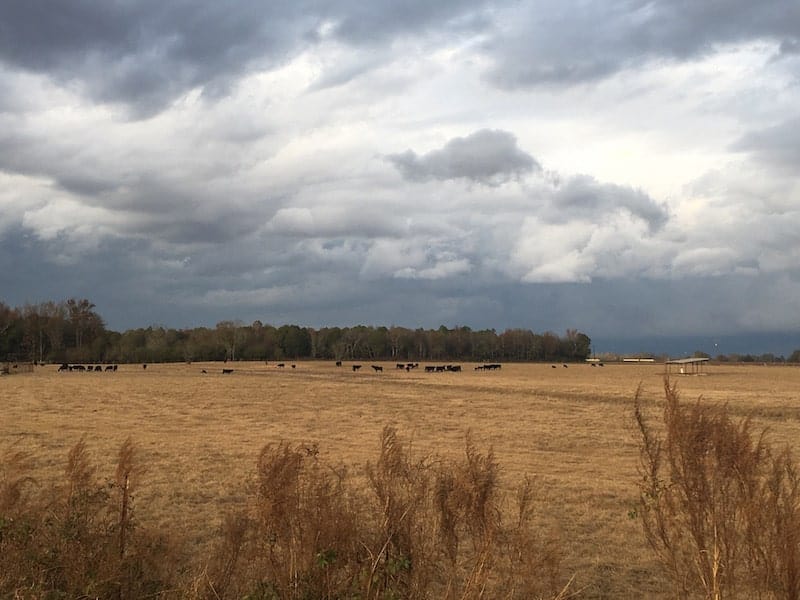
[2,429,570,599]
[0,437,177,599]
[200,426,569,600]
[635,379,800,600]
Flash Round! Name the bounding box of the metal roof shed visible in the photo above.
[665,357,710,375]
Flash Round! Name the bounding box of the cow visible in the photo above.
[58,363,70,372]
[551,365,557,369]
[425,366,436,373]
[113,365,118,371]
[142,364,147,370]
[563,364,568,368]
[352,364,362,371]
[73,365,85,371]
[448,365,462,372]
[335,361,342,367]
[201,369,207,374]
[277,363,285,368]
[105,365,114,371]
[372,365,383,372]
[94,365,102,372]
[396,363,406,369]
[291,364,296,369]
[222,368,234,374]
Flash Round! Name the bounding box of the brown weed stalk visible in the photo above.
[635,379,800,600]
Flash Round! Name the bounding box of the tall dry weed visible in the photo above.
[3,427,569,599]
[201,426,568,600]
[635,379,800,600]
[203,441,363,599]
[0,437,177,599]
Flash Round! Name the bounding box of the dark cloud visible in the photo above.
[732,117,800,172]
[551,175,669,233]
[387,129,539,185]
[779,39,800,56]
[3,0,797,110]
[484,0,800,88]
[0,0,492,116]
[329,0,491,44]
[0,2,310,115]
[3,225,799,353]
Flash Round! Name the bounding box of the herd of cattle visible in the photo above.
[51,361,603,375]
[8,361,613,379]
[58,363,118,372]
[47,361,608,375]
[54,361,507,374]
[335,361,493,373]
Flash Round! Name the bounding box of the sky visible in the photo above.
[1,1,799,355]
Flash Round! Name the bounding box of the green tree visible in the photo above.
[277,325,312,359]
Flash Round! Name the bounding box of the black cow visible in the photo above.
[94,365,102,372]
[372,365,383,372]
[277,363,285,368]
[222,368,234,374]
[396,363,406,369]
[352,364,362,371]
[335,361,342,367]
[58,363,70,372]
[291,364,296,369]
[105,365,114,371]
[425,366,436,373]
[142,364,148,370]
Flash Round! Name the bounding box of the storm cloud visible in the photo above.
[482,0,800,88]
[1,0,799,353]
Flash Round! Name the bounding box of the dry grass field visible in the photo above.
[3,361,800,598]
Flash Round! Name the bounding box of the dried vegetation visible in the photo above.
[4,362,800,598]
[635,380,800,600]
[1,427,569,599]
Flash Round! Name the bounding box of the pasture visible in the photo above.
[3,361,800,598]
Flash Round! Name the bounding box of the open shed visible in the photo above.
[665,357,710,375]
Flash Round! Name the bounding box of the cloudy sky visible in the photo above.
[1,1,799,354]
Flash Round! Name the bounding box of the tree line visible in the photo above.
[0,298,592,364]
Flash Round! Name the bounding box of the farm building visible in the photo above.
[665,357,710,375]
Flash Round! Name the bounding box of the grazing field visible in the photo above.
[3,361,800,598]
